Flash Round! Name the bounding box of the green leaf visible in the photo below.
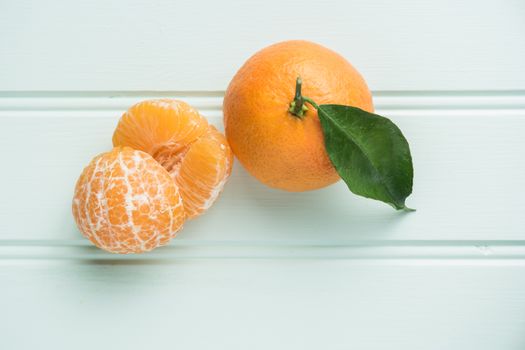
[317,104,414,210]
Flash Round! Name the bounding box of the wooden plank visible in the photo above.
[0,92,524,244]
[1,260,524,349]
[1,0,524,91]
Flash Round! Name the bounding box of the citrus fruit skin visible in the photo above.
[223,40,374,191]
[72,147,185,254]
[112,99,233,219]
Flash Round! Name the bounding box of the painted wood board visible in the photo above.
[0,92,523,245]
[1,0,524,91]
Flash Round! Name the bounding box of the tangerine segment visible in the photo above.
[176,126,233,218]
[72,147,185,254]
[112,99,209,157]
[112,99,233,219]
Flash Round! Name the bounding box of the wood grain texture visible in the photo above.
[1,0,524,91]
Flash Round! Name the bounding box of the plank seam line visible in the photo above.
[1,240,525,260]
[2,239,525,247]
[1,91,525,112]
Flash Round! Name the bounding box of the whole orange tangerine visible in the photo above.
[112,99,233,219]
[72,147,185,254]
[223,40,374,191]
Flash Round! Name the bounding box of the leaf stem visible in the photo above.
[302,96,319,110]
[289,77,318,118]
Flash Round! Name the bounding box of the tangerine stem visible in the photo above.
[289,77,318,118]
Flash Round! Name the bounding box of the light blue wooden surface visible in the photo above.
[1,0,525,349]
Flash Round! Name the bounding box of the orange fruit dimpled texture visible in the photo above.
[112,99,233,219]
[72,147,185,254]
[223,40,374,192]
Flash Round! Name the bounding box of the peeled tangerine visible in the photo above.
[73,100,233,254]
